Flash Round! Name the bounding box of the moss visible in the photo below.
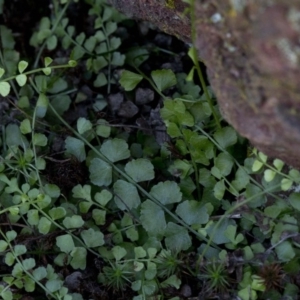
[165,0,175,9]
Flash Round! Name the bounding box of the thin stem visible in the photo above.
[189,0,221,129]
[49,103,221,250]
[133,66,166,99]
[2,64,75,83]
[33,0,72,68]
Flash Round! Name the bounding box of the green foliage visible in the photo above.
[0,0,300,299]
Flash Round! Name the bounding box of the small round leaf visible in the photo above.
[0,82,10,96]
[264,169,276,182]
[0,68,5,78]
[44,57,53,67]
[68,60,77,67]
[18,60,28,73]
[16,74,27,87]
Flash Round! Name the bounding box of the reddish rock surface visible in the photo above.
[109,0,300,168]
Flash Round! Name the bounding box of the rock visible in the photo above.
[108,0,300,169]
[118,101,139,118]
[135,87,155,105]
[108,92,124,114]
[193,1,300,168]
[65,271,82,292]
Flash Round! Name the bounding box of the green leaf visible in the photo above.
[44,184,60,198]
[264,205,282,218]
[188,47,198,65]
[70,247,87,270]
[150,181,182,205]
[5,124,25,148]
[273,158,284,171]
[0,81,10,96]
[36,93,49,118]
[245,184,265,208]
[132,280,142,291]
[186,66,195,81]
[134,261,144,272]
[89,158,112,186]
[175,200,209,225]
[27,209,40,226]
[141,200,166,237]
[213,126,237,149]
[92,209,106,225]
[46,279,62,293]
[94,73,107,87]
[289,193,300,211]
[160,99,194,127]
[134,247,147,259]
[264,169,276,182]
[44,57,53,67]
[289,169,300,182]
[33,267,47,281]
[81,228,104,248]
[145,262,157,280]
[20,119,31,134]
[126,227,139,241]
[18,60,28,73]
[0,240,8,252]
[46,35,57,50]
[48,207,66,220]
[214,152,234,176]
[65,137,86,162]
[16,74,27,86]
[206,219,231,245]
[111,52,125,66]
[213,180,225,200]
[258,151,268,163]
[165,121,182,138]
[49,95,71,117]
[56,234,75,253]
[84,36,96,52]
[42,67,51,75]
[231,167,250,192]
[281,178,293,191]
[72,184,92,201]
[96,123,111,137]
[38,217,52,234]
[14,245,26,256]
[24,276,35,292]
[125,158,155,182]
[112,246,127,261]
[5,252,15,266]
[151,69,176,92]
[275,241,295,262]
[94,189,112,206]
[164,222,191,251]
[101,138,130,162]
[224,225,244,245]
[0,67,5,78]
[63,215,84,229]
[252,159,264,172]
[142,279,157,296]
[119,70,143,91]
[68,60,77,67]
[22,258,36,271]
[33,133,47,146]
[168,159,193,179]
[6,231,17,242]
[161,275,181,289]
[113,180,141,210]
[126,48,149,67]
[48,78,67,94]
